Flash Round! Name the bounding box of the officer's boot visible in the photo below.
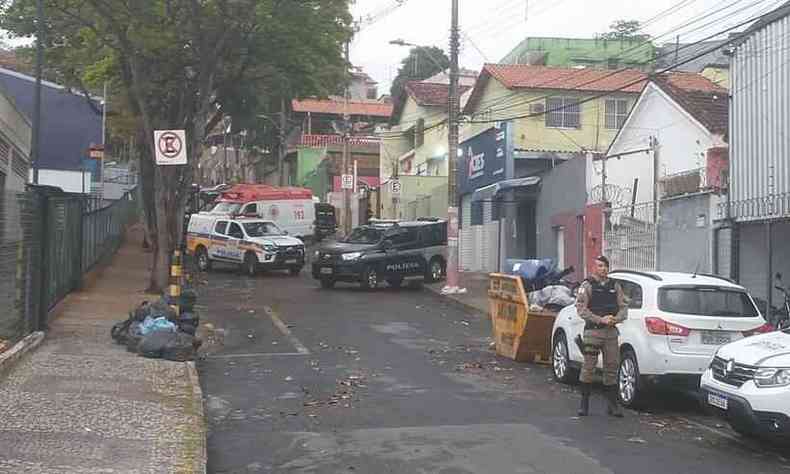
[605,385,624,417]
[578,383,591,417]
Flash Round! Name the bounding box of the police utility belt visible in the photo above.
[585,320,611,330]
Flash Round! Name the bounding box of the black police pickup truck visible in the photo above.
[311,219,447,290]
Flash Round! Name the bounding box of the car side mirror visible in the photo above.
[283,230,290,235]
[777,273,783,282]
[382,240,393,250]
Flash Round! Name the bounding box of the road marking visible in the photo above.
[265,306,310,355]
[209,352,307,359]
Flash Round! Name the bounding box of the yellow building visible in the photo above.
[378,71,476,219]
[462,64,647,155]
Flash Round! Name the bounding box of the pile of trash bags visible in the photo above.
[111,289,202,362]
[504,259,576,292]
[528,285,576,312]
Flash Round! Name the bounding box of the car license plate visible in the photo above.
[708,392,728,410]
[285,259,297,264]
[701,331,732,345]
[320,267,333,275]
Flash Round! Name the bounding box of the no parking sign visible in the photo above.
[154,130,188,165]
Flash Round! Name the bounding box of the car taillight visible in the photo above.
[645,317,690,337]
[743,323,774,337]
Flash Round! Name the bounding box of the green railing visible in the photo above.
[0,186,140,346]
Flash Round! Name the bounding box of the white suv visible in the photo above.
[700,329,790,439]
[551,271,770,407]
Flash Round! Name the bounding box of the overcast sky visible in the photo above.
[350,0,783,94]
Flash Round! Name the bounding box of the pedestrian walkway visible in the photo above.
[427,271,490,315]
[0,224,205,474]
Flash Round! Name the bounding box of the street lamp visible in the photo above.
[389,39,448,71]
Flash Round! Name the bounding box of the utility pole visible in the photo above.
[31,0,44,185]
[279,97,287,186]
[343,40,352,235]
[444,0,461,292]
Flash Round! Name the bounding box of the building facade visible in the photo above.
[723,3,790,311]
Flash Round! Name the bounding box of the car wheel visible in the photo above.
[243,252,258,277]
[196,247,211,272]
[552,332,579,384]
[320,278,335,289]
[618,349,643,408]
[289,266,302,276]
[387,277,404,288]
[361,266,379,290]
[426,257,445,283]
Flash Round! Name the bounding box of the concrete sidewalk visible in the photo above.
[427,272,490,316]
[0,224,205,474]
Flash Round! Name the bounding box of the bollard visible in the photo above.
[169,250,182,317]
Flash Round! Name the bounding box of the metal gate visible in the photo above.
[603,202,656,271]
[460,194,473,271]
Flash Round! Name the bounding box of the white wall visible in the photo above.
[30,168,93,194]
[604,83,722,206]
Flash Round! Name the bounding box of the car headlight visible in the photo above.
[341,252,363,261]
[258,243,276,252]
[754,368,790,388]
[314,250,321,259]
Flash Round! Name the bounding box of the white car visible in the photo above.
[551,270,771,407]
[700,329,790,439]
[186,215,306,276]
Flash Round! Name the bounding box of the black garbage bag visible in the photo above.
[131,301,153,321]
[125,321,145,353]
[177,312,200,335]
[180,289,198,313]
[138,330,177,359]
[149,299,177,321]
[161,332,202,362]
[111,318,133,345]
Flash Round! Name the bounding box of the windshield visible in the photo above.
[658,287,760,318]
[243,222,282,237]
[210,202,241,214]
[344,227,383,244]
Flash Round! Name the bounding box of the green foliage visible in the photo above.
[601,20,651,42]
[389,46,450,122]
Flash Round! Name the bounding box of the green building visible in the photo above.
[500,37,656,71]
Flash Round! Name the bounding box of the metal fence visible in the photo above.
[0,191,42,349]
[603,202,657,272]
[0,186,138,348]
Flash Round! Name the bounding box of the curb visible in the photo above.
[424,285,488,318]
[0,331,45,377]
[185,361,207,474]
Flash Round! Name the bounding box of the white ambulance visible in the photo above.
[205,184,316,240]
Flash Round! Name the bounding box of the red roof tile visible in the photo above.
[653,73,729,135]
[483,64,647,93]
[405,81,473,107]
[292,98,393,117]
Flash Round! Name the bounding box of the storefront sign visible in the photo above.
[458,122,512,195]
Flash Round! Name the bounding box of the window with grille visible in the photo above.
[11,149,28,179]
[605,99,630,129]
[545,97,581,129]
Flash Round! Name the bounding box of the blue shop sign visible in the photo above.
[458,122,512,196]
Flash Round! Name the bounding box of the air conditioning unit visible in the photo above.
[529,102,545,116]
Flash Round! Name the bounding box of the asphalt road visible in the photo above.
[196,265,790,474]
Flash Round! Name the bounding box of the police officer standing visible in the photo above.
[575,255,628,417]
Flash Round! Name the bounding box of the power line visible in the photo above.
[470,1,780,121]
[466,6,781,127]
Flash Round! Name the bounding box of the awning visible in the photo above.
[471,176,541,202]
